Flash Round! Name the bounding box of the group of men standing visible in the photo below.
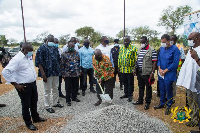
[1,32,200,132]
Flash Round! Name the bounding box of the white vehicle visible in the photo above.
[9,47,21,57]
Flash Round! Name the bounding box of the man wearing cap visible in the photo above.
[111,39,122,89]
[133,36,157,110]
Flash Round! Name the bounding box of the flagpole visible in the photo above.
[20,0,26,42]
[124,0,125,44]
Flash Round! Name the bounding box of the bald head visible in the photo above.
[188,32,200,48]
[188,32,200,39]
[21,42,33,56]
[22,42,33,50]
[94,49,102,61]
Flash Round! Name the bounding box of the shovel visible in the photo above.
[96,79,112,102]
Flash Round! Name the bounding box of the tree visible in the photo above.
[158,5,192,35]
[35,31,50,43]
[90,31,102,45]
[116,28,130,39]
[0,35,8,46]
[130,26,160,43]
[8,38,18,45]
[75,26,95,38]
[59,34,70,45]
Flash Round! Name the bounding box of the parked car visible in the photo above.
[4,47,11,52]
[9,47,21,57]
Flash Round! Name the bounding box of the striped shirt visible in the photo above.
[136,45,157,69]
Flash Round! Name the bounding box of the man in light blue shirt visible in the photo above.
[79,39,96,96]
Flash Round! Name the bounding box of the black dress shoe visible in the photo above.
[120,95,128,99]
[53,103,64,108]
[59,95,66,98]
[154,104,165,110]
[72,98,80,102]
[0,104,6,107]
[90,89,96,93]
[127,97,132,102]
[144,103,150,110]
[82,91,85,96]
[165,107,171,115]
[46,108,55,113]
[132,101,143,105]
[67,102,71,106]
[33,117,47,123]
[26,124,38,131]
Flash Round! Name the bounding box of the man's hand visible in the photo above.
[42,74,47,83]
[98,78,102,84]
[118,68,120,73]
[150,73,154,79]
[190,49,199,61]
[162,69,169,76]
[133,70,137,76]
[159,69,163,76]
[15,84,26,91]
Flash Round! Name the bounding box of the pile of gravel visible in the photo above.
[61,105,171,133]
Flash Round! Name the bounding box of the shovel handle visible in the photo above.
[96,79,105,94]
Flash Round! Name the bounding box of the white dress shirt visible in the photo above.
[62,44,79,53]
[58,48,62,58]
[2,51,37,84]
[176,46,200,92]
[95,44,111,58]
[95,44,114,66]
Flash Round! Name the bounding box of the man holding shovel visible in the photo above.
[93,49,115,106]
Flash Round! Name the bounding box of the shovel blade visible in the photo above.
[100,94,112,102]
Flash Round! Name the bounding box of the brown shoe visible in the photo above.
[94,100,102,106]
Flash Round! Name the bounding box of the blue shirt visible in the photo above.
[157,45,180,81]
[35,44,60,78]
[78,46,94,69]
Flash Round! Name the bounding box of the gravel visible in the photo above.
[61,105,171,133]
[0,80,171,133]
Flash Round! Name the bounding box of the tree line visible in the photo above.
[0,5,191,48]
